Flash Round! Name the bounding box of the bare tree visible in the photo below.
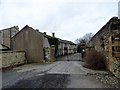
[75,39,80,44]
[82,33,94,44]
[75,33,94,45]
[75,33,94,53]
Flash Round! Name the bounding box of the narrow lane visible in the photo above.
[2,53,112,88]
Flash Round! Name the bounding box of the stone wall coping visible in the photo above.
[0,51,25,53]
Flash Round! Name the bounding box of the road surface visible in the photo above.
[2,53,112,89]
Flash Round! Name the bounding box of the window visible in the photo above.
[112,46,120,57]
[115,46,120,52]
[112,46,115,56]
[112,32,120,41]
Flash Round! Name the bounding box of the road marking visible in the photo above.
[47,72,69,74]
[36,73,44,76]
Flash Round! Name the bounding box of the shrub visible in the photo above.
[83,49,106,70]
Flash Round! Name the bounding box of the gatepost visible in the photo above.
[50,45,56,62]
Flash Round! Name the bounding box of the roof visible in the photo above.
[0,44,9,49]
[58,38,76,45]
[11,25,76,46]
[12,25,44,38]
[0,26,19,32]
[88,16,120,43]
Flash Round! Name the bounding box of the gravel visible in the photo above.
[93,73,120,88]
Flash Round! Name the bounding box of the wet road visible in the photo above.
[2,53,110,89]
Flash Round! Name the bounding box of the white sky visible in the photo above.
[0,0,119,42]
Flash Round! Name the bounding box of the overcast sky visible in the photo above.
[0,0,119,42]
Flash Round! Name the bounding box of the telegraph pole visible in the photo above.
[118,1,120,19]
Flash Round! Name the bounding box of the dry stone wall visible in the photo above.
[0,51,25,68]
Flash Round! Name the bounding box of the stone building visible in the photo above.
[11,25,55,63]
[57,39,77,56]
[42,32,56,62]
[0,26,26,69]
[0,26,19,50]
[11,25,45,63]
[87,17,120,78]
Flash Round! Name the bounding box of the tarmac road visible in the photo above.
[2,53,110,89]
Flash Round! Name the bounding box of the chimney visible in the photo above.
[14,25,19,31]
[52,32,55,37]
[44,32,46,35]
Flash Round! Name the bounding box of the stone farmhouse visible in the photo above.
[57,39,77,56]
[42,32,77,57]
[11,25,47,63]
[87,17,120,78]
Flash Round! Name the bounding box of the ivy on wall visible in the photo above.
[45,35,60,56]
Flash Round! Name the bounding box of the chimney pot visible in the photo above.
[44,32,46,35]
[35,29,39,31]
[52,32,55,37]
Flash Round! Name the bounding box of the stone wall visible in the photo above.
[44,47,51,62]
[112,61,120,78]
[44,45,56,62]
[0,51,25,68]
[50,45,56,62]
